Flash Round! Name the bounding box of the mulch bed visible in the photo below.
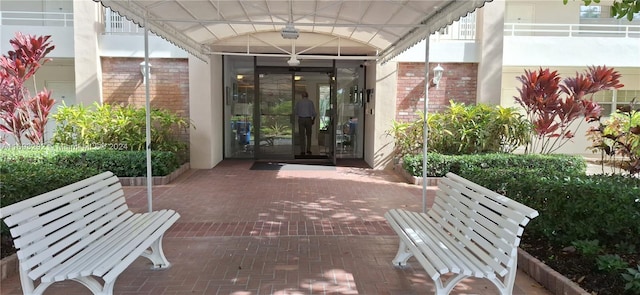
[520,233,638,295]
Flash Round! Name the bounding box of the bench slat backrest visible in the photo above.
[428,173,538,277]
[0,171,129,280]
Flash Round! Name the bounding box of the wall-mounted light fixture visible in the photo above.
[432,64,444,89]
[236,74,244,80]
[140,61,152,84]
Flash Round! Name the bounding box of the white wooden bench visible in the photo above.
[384,172,539,295]
[0,171,180,295]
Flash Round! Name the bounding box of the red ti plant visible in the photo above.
[514,66,624,154]
[0,32,55,145]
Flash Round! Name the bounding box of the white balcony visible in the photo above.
[503,22,640,67]
[0,11,75,57]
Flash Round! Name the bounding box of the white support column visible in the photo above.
[73,0,103,104]
[143,25,152,212]
[368,61,397,170]
[422,39,431,214]
[476,0,505,105]
[189,55,223,169]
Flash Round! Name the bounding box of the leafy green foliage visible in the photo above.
[463,169,640,250]
[388,112,424,158]
[51,102,191,163]
[566,0,640,21]
[573,239,602,257]
[0,160,99,235]
[587,100,640,175]
[0,146,181,236]
[515,66,624,154]
[596,254,629,273]
[623,265,640,294]
[0,145,180,177]
[388,101,531,158]
[402,152,586,177]
[0,161,99,207]
[427,101,532,154]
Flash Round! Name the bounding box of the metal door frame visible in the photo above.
[253,65,336,161]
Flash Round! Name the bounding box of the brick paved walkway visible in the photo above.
[0,160,551,295]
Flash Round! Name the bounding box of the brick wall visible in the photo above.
[396,62,478,122]
[101,57,190,146]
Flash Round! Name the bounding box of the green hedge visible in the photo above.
[460,167,640,250]
[403,152,587,177]
[1,146,180,177]
[0,162,100,208]
[1,146,182,236]
[0,162,101,235]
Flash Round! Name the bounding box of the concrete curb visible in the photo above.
[518,249,590,295]
[118,162,190,186]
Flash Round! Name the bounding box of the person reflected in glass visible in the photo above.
[295,91,316,155]
[348,116,357,151]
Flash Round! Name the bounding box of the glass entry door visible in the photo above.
[256,71,295,159]
[254,67,336,161]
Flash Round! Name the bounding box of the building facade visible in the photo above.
[1,0,638,168]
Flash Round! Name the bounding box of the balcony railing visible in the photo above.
[504,22,640,38]
[434,12,477,40]
[0,11,73,27]
[104,8,143,34]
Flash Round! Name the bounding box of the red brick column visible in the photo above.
[101,57,190,146]
[396,62,478,122]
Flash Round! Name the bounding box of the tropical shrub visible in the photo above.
[461,168,640,250]
[402,152,586,177]
[514,66,624,154]
[388,112,424,158]
[51,102,192,162]
[0,33,56,145]
[388,101,531,158]
[587,100,640,175]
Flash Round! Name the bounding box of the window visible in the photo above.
[580,5,602,19]
[592,89,640,116]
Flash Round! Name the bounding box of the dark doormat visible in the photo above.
[250,161,336,171]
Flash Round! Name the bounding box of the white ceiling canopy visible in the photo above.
[95,0,492,63]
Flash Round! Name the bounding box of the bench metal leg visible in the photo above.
[391,241,414,267]
[73,277,115,295]
[434,272,515,295]
[141,234,172,269]
[487,262,517,295]
[434,273,468,295]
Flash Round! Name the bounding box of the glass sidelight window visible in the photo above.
[224,56,255,158]
[334,62,365,159]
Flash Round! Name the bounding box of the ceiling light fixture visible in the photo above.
[281,22,299,39]
[282,0,298,39]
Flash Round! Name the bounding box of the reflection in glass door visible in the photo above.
[253,67,336,161]
[256,72,294,159]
